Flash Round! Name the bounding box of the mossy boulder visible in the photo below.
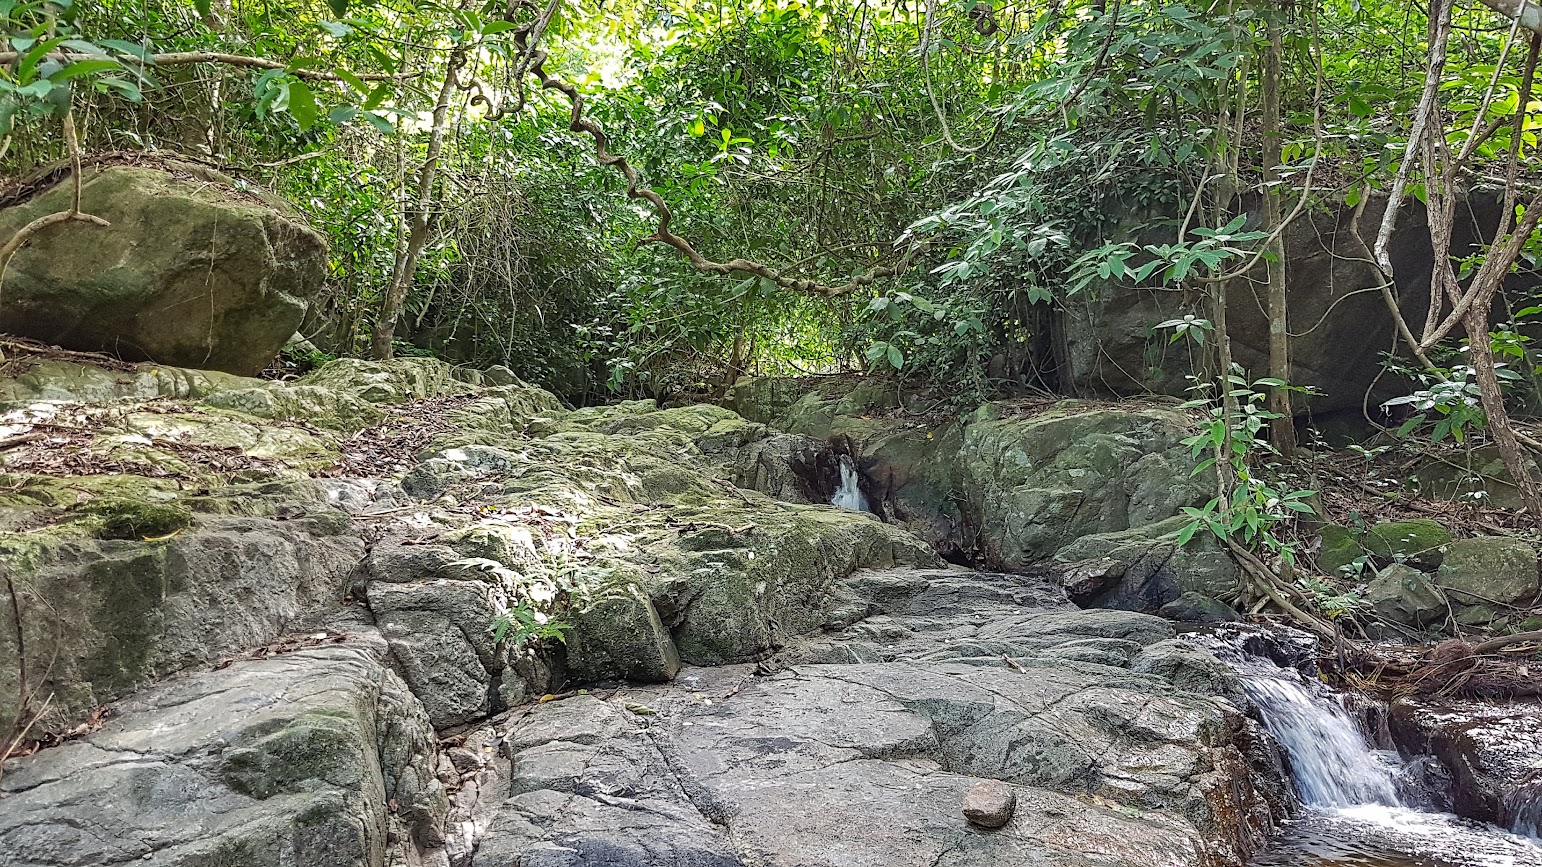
[87,497,193,540]
[0,164,326,375]
[1362,519,1452,571]
[0,357,256,407]
[1317,524,1368,576]
[1435,536,1540,614]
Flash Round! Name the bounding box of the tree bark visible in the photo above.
[370,55,460,361]
[1477,0,1542,34]
[1261,9,1295,454]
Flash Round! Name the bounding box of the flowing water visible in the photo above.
[1225,642,1542,867]
[830,454,869,512]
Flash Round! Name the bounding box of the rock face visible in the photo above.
[1059,194,1539,416]
[455,569,1288,867]
[0,627,447,867]
[728,378,1233,614]
[0,356,1291,867]
[0,163,327,375]
[1389,699,1542,836]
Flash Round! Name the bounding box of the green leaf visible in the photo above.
[326,0,349,16]
[887,344,904,370]
[328,104,358,124]
[49,59,119,82]
[192,0,211,17]
[286,79,318,130]
[362,110,393,133]
[100,39,154,63]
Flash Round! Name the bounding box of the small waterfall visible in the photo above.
[1241,670,1404,808]
[1503,779,1542,840]
[830,455,869,512]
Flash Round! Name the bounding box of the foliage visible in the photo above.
[1175,371,1318,558]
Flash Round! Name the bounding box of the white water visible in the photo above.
[1241,669,1403,809]
[830,455,869,512]
[1225,639,1542,865]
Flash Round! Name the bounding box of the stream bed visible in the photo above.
[1215,633,1542,867]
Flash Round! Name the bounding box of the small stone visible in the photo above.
[962,780,1016,829]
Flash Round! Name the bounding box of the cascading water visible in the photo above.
[830,455,869,512]
[1209,632,1542,866]
[1241,669,1403,809]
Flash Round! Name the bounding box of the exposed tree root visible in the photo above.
[1340,632,1542,700]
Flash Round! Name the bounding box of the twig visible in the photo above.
[0,110,109,297]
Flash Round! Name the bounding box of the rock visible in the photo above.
[1435,536,1540,616]
[1063,558,1126,603]
[1366,564,1449,628]
[1159,591,1241,624]
[565,585,681,683]
[0,164,327,375]
[1054,516,1239,614]
[963,780,1017,828]
[1130,638,1249,706]
[1362,519,1452,571]
[458,569,1289,867]
[1389,699,1542,835]
[1059,193,1529,415]
[1317,524,1367,577]
[728,381,1218,571]
[0,356,257,407]
[0,630,448,867]
[0,515,363,736]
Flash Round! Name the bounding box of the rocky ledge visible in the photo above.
[0,355,1290,866]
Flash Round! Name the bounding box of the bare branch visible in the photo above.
[1477,0,1542,34]
[0,51,414,82]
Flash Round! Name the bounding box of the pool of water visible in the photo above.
[1252,805,1542,866]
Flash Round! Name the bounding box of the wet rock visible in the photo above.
[1159,591,1242,624]
[1366,564,1448,628]
[963,780,1017,828]
[0,164,326,375]
[1388,699,1542,834]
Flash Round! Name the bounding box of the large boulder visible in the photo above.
[455,569,1290,867]
[0,629,449,867]
[0,162,327,375]
[1434,536,1540,623]
[1061,193,1539,416]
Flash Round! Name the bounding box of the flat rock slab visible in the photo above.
[0,627,445,867]
[457,569,1286,867]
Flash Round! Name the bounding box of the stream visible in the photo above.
[1219,638,1542,866]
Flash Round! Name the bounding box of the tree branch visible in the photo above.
[0,51,414,82]
[1477,0,1542,34]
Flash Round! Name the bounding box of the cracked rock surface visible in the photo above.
[452,569,1288,867]
[0,623,448,867]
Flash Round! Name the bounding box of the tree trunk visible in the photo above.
[1261,9,1295,454]
[371,55,460,361]
[1464,302,1542,517]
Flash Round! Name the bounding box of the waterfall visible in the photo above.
[1504,780,1542,840]
[1241,669,1404,808]
[831,455,869,512]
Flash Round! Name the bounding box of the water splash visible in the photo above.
[1241,670,1404,809]
[1504,779,1542,840]
[830,455,869,512]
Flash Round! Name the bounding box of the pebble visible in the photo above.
[962,779,1016,829]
